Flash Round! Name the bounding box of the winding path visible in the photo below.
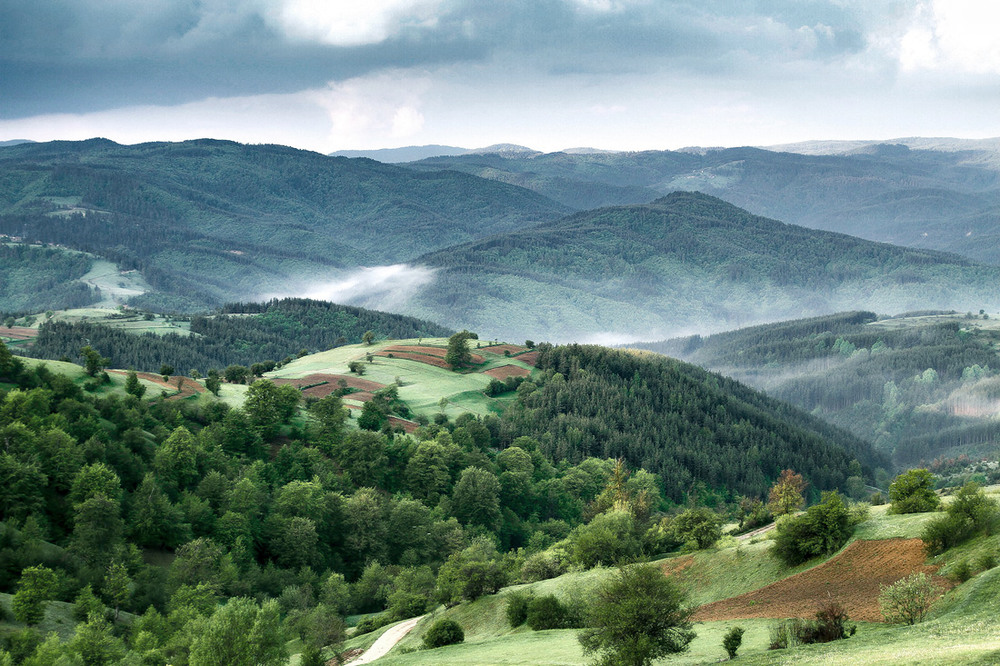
[350,615,424,664]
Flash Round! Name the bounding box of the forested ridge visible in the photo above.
[635,312,1000,466]
[0,139,567,310]
[497,344,884,501]
[406,192,1000,340]
[407,143,1000,264]
[24,299,452,373]
[0,245,98,312]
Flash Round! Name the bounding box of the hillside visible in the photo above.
[403,192,1000,342]
[406,145,1000,263]
[0,139,568,310]
[18,298,453,374]
[634,311,1000,467]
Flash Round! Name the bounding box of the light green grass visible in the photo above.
[268,340,535,419]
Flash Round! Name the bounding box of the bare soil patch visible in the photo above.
[517,351,540,366]
[484,365,532,380]
[480,344,528,355]
[383,345,485,364]
[691,538,950,623]
[272,374,386,393]
[0,326,37,340]
[388,416,419,434]
[661,555,695,577]
[375,351,451,369]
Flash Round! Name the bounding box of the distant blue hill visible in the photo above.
[330,145,471,162]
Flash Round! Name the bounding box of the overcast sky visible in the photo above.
[1,0,997,153]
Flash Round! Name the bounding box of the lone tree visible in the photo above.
[80,345,110,377]
[579,563,695,666]
[445,330,476,369]
[13,565,58,625]
[888,469,940,514]
[768,469,806,516]
[125,370,145,399]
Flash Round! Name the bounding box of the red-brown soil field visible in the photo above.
[383,345,485,364]
[272,374,386,397]
[690,538,950,623]
[480,344,528,356]
[375,351,452,368]
[0,326,38,340]
[517,351,540,366]
[484,365,532,380]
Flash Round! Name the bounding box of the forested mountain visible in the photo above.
[0,139,568,310]
[499,344,885,502]
[404,192,1000,341]
[634,311,1000,466]
[406,144,1000,263]
[24,298,452,374]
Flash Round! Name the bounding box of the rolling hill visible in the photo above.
[406,143,1000,263]
[633,311,1000,467]
[402,192,1000,342]
[0,139,569,310]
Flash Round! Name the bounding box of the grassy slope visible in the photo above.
[369,495,1000,665]
[267,339,534,419]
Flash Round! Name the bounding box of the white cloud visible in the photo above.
[898,0,1000,74]
[298,264,437,311]
[262,0,445,46]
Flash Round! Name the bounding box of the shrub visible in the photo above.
[768,620,798,650]
[722,626,745,659]
[505,591,534,628]
[526,594,569,630]
[519,551,567,583]
[923,482,999,555]
[672,507,723,549]
[879,573,938,625]
[771,492,852,566]
[353,614,392,635]
[950,560,973,583]
[422,618,464,649]
[975,552,997,572]
[889,469,941,514]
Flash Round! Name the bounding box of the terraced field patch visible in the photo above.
[271,373,387,398]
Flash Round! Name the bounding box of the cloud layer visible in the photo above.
[1,1,997,151]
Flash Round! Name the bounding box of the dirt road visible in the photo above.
[350,615,424,664]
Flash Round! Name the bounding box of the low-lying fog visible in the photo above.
[279,264,437,313]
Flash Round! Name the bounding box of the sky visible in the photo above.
[1,0,998,153]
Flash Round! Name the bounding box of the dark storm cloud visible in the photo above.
[0,0,872,118]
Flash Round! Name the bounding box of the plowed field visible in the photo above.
[481,344,528,355]
[0,326,37,340]
[383,345,485,364]
[691,538,950,623]
[375,351,451,368]
[272,374,386,397]
[517,351,540,366]
[484,365,531,380]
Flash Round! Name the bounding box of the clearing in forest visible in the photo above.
[691,538,950,623]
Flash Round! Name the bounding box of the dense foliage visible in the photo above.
[0,245,98,313]
[638,311,1000,466]
[771,492,854,566]
[25,298,451,374]
[410,193,1000,340]
[498,344,884,502]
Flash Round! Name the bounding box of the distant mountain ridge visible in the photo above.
[400,192,1000,341]
[405,142,1000,264]
[0,138,569,311]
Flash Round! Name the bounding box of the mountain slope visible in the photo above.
[0,139,569,309]
[406,145,1000,263]
[634,311,1000,466]
[403,192,1000,341]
